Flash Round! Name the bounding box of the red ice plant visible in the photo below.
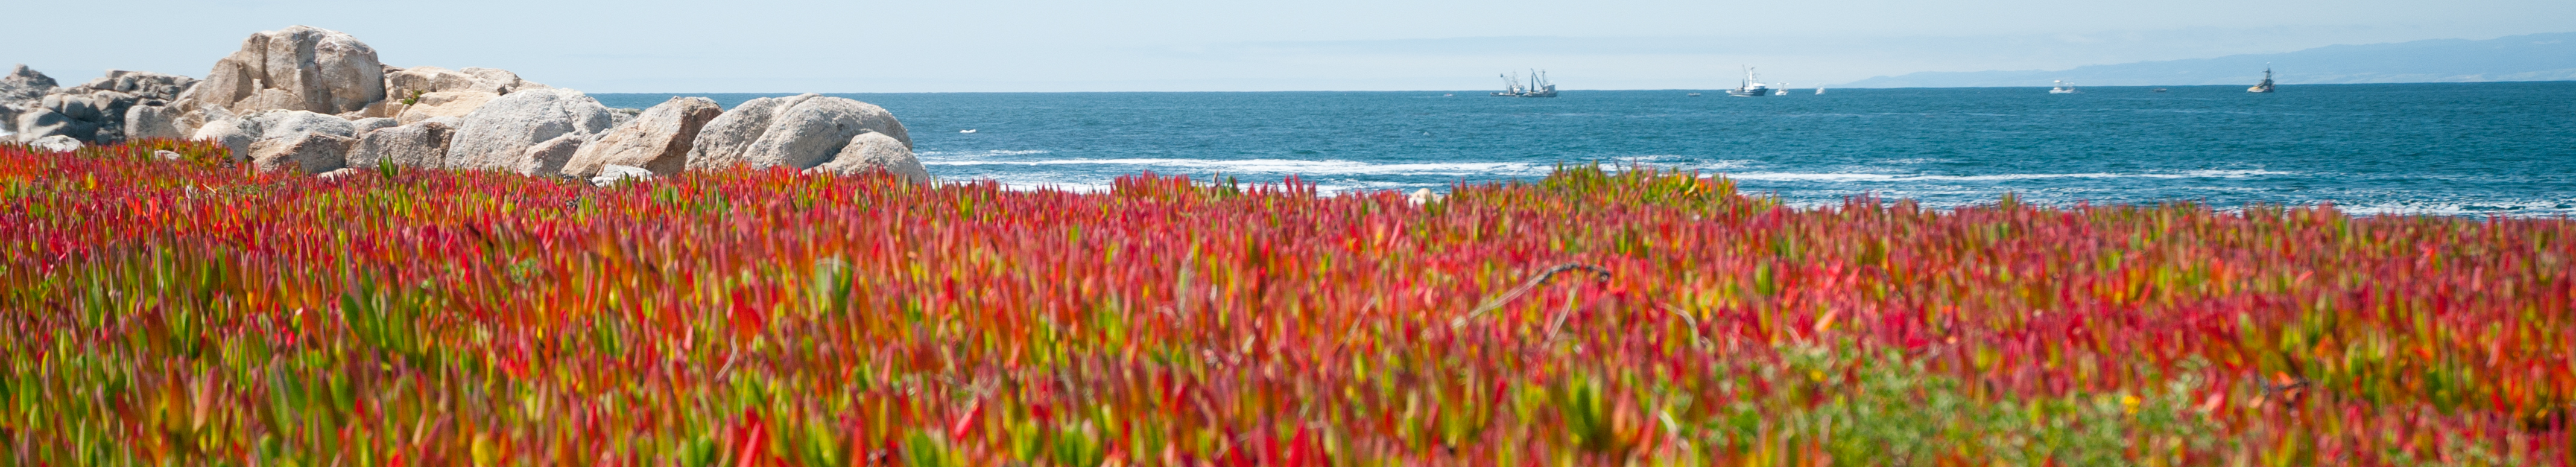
[1,141,2571,466]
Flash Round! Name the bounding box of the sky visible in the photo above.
[3,0,2571,92]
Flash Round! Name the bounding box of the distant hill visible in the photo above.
[1840,32,2576,88]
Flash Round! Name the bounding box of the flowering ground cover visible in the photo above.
[2,140,2572,466]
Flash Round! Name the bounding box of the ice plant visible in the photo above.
[1,140,2571,466]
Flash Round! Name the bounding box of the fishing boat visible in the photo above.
[2049,80,2079,94]
[1726,66,1773,97]
[2248,66,2275,93]
[1491,70,1559,97]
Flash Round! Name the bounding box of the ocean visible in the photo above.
[595,81,2576,217]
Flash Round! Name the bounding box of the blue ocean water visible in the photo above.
[596,82,2576,216]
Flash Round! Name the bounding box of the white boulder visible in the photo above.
[590,164,654,186]
[347,120,455,169]
[350,117,397,135]
[191,118,262,160]
[13,108,87,142]
[560,96,721,178]
[805,132,929,183]
[517,132,592,177]
[383,66,545,121]
[1408,188,1444,206]
[394,91,497,124]
[124,104,185,139]
[685,94,910,171]
[246,131,355,173]
[443,87,613,174]
[187,26,384,116]
[251,110,357,140]
[26,135,81,152]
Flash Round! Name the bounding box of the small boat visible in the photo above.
[2248,65,2275,93]
[1726,66,1774,97]
[959,129,977,133]
[1815,86,1825,95]
[1686,92,1701,97]
[1491,70,1559,97]
[1443,94,1454,97]
[2049,80,2079,94]
[2152,88,2168,92]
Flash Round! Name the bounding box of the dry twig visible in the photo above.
[1449,262,1612,329]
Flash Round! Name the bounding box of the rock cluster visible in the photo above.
[10,25,929,184]
[3,68,197,143]
[1,65,59,136]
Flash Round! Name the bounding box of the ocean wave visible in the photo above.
[914,149,1052,159]
[1723,170,2296,182]
[2174,170,2296,177]
[1600,154,1740,168]
[2334,200,2576,217]
[1753,196,2573,218]
[1314,180,1447,193]
[920,157,1550,176]
[935,174,1443,195]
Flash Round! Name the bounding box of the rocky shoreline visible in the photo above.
[2,25,929,185]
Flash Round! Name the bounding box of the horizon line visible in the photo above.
[580,80,2572,95]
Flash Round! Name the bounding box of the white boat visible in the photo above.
[960,129,977,133]
[2049,80,2079,94]
[1815,86,1826,95]
[1686,92,1701,97]
[1726,66,1773,97]
[2248,65,2275,93]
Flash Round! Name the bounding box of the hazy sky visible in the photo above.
[5,0,2570,92]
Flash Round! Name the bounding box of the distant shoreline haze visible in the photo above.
[1841,31,2576,88]
[574,30,2576,95]
[554,30,2576,92]
[589,81,2566,103]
